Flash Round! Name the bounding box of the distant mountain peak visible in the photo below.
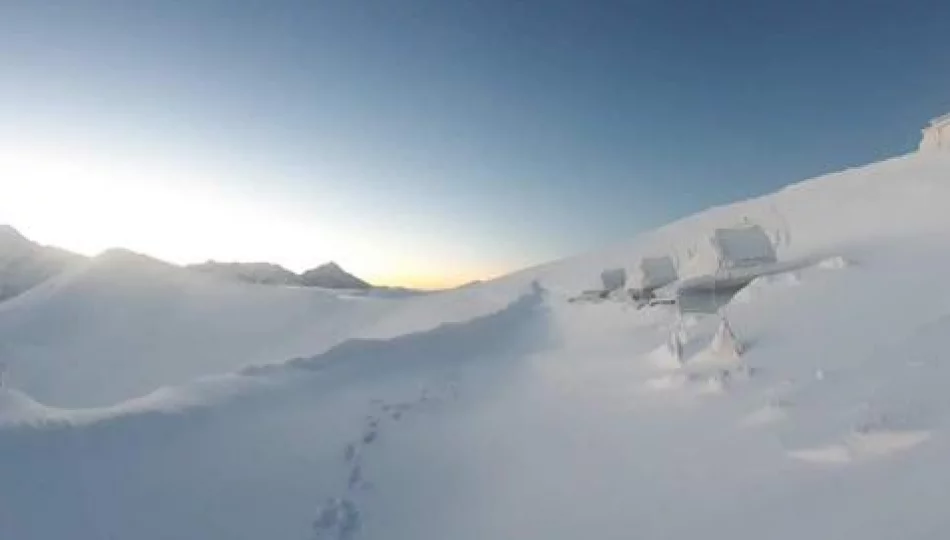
[0,223,24,236]
[187,260,301,286]
[0,225,377,294]
[96,248,167,266]
[300,262,370,289]
[0,224,29,246]
[0,226,85,302]
[187,260,370,289]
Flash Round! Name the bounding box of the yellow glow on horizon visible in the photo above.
[368,270,493,291]
[0,138,504,288]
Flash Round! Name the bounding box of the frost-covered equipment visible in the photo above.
[710,225,777,271]
[675,224,782,314]
[628,256,679,307]
[679,225,777,283]
[600,268,627,292]
[631,256,678,291]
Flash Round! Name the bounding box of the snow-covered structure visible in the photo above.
[629,256,678,291]
[680,225,777,280]
[600,268,627,292]
[919,113,950,152]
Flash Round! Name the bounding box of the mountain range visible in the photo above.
[0,225,371,303]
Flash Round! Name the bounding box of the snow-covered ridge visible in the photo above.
[0,283,544,429]
[0,226,379,308]
[0,225,84,302]
[188,259,372,290]
[496,151,950,294]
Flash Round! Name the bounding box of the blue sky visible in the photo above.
[1,0,949,287]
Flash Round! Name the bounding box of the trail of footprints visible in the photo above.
[311,380,459,540]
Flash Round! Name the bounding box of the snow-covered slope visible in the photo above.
[0,225,84,302]
[4,151,950,540]
[0,246,520,408]
[0,249,404,407]
[188,260,304,285]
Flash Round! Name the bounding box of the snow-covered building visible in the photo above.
[919,112,950,152]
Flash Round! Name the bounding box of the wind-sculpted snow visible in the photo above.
[272,282,547,377]
[0,283,550,540]
[0,283,547,431]
[0,242,543,409]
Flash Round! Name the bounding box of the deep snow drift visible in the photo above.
[4,151,950,540]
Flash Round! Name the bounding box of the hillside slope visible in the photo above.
[0,225,84,302]
[0,249,402,407]
[3,151,950,540]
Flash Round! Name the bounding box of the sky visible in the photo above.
[1,0,949,288]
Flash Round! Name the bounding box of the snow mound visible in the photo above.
[730,271,801,304]
[816,255,851,270]
[647,341,685,370]
[740,400,790,427]
[788,429,931,465]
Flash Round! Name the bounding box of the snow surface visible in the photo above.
[4,151,950,539]
[0,225,83,302]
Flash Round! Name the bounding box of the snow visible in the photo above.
[599,267,626,291]
[629,255,678,290]
[188,260,304,285]
[190,260,372,289]
[301,261,371,289]
[5,151,950,539]
[0,225,83,302]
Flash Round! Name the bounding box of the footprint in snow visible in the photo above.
[315,379,460,537]
[312,497,361,540]
[362,427,378,445]
[343,443,357,463]
[347,464,364,490]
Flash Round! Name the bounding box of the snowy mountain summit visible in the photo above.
[189,260,371,289]
[300,261,370,289]
[0,228,376,304]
